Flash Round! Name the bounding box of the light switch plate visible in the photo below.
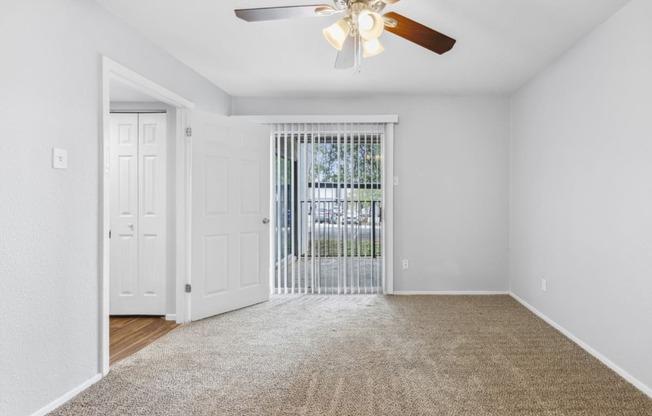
[52,148,68,169]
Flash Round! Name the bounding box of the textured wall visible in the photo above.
[510,0,652,394]
[233,95,511,294]
[0,1,230,415]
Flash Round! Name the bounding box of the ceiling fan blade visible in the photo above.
[383,12,456,55]
[381,0,401,4]
[335,37,355,69]
[235,5,334,22]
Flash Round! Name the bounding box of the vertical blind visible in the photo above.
[272,123,384,295]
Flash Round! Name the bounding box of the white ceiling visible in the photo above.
[97,0,631,97]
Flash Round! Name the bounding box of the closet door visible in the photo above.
[110,113,167,315]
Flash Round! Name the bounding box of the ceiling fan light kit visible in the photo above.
[357,9,384,41]
[323,18,351,50]
[362,38,384,57]
[235,0,457,73]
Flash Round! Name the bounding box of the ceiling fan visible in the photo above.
[235,0,456,73]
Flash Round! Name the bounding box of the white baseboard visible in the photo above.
[393,291,509,295]
[31,373,102,416]
[165,314,177,321]
[509,292,652,399]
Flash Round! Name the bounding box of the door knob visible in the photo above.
[128,223,135,231]
[262,218,270,225]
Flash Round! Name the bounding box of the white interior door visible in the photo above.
[110,113,167,315]
[190,110,270,321]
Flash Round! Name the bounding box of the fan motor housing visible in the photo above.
[333,0,348,10]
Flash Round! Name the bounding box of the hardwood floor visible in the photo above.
[110,316,179,366]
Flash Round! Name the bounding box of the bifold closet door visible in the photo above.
[109,113,167,315]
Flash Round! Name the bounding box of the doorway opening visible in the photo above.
[108,89,177,366]
[272,123,387,294]
[101,57,194,375]
[102,58,275,375]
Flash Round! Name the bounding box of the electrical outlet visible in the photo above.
[541,278,547,292]
[402,260,409,270]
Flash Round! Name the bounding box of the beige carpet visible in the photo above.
[52,295,652,415]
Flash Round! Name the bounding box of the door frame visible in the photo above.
[233,115,397,295]
[100,57,194,376]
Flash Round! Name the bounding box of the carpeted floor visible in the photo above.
[52,295,652,415]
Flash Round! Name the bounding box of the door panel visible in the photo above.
[109,113,167,315]
[137,114,167,313]
[240,159,261,214]
[110,114,139,304]
[117,233,137,295]
[204,155,229,215]
[239,232,261,287]
[141,233,159,294]
[190,111,270,321]
[204,234,229,295]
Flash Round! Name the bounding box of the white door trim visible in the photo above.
[233,115,399,124]
[382,123,395,294]
[176,109,192,326]
[101,56,195,376]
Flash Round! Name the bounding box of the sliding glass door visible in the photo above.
[272,123,384,294]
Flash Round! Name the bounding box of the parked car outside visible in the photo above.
[314,208,334,223]
[337,211,359,225]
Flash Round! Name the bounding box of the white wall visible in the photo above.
[110,102,178,316]
[0,1,231,415]
[233,96,511,293]
[510,0,652,394]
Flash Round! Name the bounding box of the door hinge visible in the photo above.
[109,230,111,239]
[185,283,191,293]
[185,127,192,137]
